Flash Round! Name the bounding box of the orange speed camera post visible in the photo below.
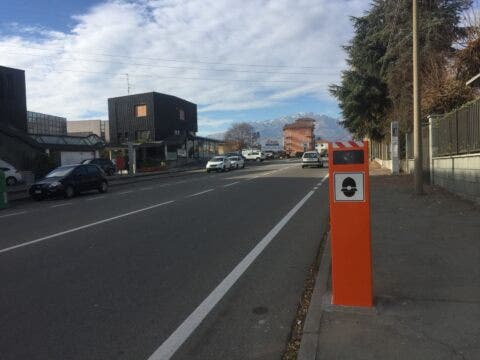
[328,140,373,307]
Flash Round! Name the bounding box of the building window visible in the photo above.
[179,108,185,121]
[136,130,151,142]
[135,104,147,117]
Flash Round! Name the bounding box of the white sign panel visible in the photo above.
[334,172,365,202]
[177,149,187,157]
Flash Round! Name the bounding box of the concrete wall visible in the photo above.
[400,159,414,174]
[432,153,480,204]
[373,158,392,170]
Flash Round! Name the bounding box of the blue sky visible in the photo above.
[0,0,370,135]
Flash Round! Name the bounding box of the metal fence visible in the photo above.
[432,99,480,157]
[371,138,391,160]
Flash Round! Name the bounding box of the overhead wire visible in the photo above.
[0,48,341,76]
[0,44,339,71]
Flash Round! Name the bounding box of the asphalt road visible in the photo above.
[0,160,330,360]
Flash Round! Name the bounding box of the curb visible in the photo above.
[297,233,331,360]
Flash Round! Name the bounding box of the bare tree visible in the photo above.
[224,122,258,151]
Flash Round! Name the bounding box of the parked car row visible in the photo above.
[206,155,245,172]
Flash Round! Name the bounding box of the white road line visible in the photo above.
[320,174,329,185]
[186,189,214,198]
[313,187,318,190]
[147,184,321,360]
[118,190,134,195]
[85,196,106,201]
[0,210,27,219]
[223,182,239,188]
[51,202,73,208]
[0,200,175,255]
[139,187,154,191]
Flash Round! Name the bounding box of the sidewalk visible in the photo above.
[301,169,480,360]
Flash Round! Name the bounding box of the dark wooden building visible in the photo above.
[0,65,28,132]
[108,92,198,145]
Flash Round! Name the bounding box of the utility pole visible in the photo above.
[412,0,423,194]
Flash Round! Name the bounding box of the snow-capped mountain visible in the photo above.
[206,112,351,143]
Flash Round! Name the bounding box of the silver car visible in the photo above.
[301,151,322,168]
[206,156,231,172]
[228,156,245,169]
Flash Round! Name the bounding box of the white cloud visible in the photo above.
[0,0,369,126]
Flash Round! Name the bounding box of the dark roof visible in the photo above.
[0,65,25,73]
[0,122,43,149]
[108,91,196,106]
[195,136,222,143]
[30,134,105,151]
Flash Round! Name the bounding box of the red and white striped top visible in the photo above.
[331,141,364,149]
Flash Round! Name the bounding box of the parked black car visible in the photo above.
[29,164,108,200]
[81,158,116,176]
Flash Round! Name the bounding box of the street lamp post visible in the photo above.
[413,0,424,194]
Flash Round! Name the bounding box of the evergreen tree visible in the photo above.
[331,0,473,140]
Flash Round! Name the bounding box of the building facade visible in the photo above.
[108,92,197,145]
[0,65,27,132]
[67,119,110,143]
[27,111,67,136]
[283,118,315,156]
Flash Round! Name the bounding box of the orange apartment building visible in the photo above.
[283,118,315,156]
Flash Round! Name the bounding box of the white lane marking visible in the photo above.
[140,186,154,191]
[317,175,329,187]
[51,202,73,208]
[245,165,295,181]
[186,189,214,198]
[86,196,106,201]
[223,182,239,188]
[0,200,175,255]
[118,190,135,195]
[0,211,27,219]
[313,187,318,190]
[147,184,321,360]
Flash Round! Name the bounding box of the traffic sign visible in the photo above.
[334,172,364,201]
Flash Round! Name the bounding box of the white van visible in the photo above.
[242,149,265,161]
